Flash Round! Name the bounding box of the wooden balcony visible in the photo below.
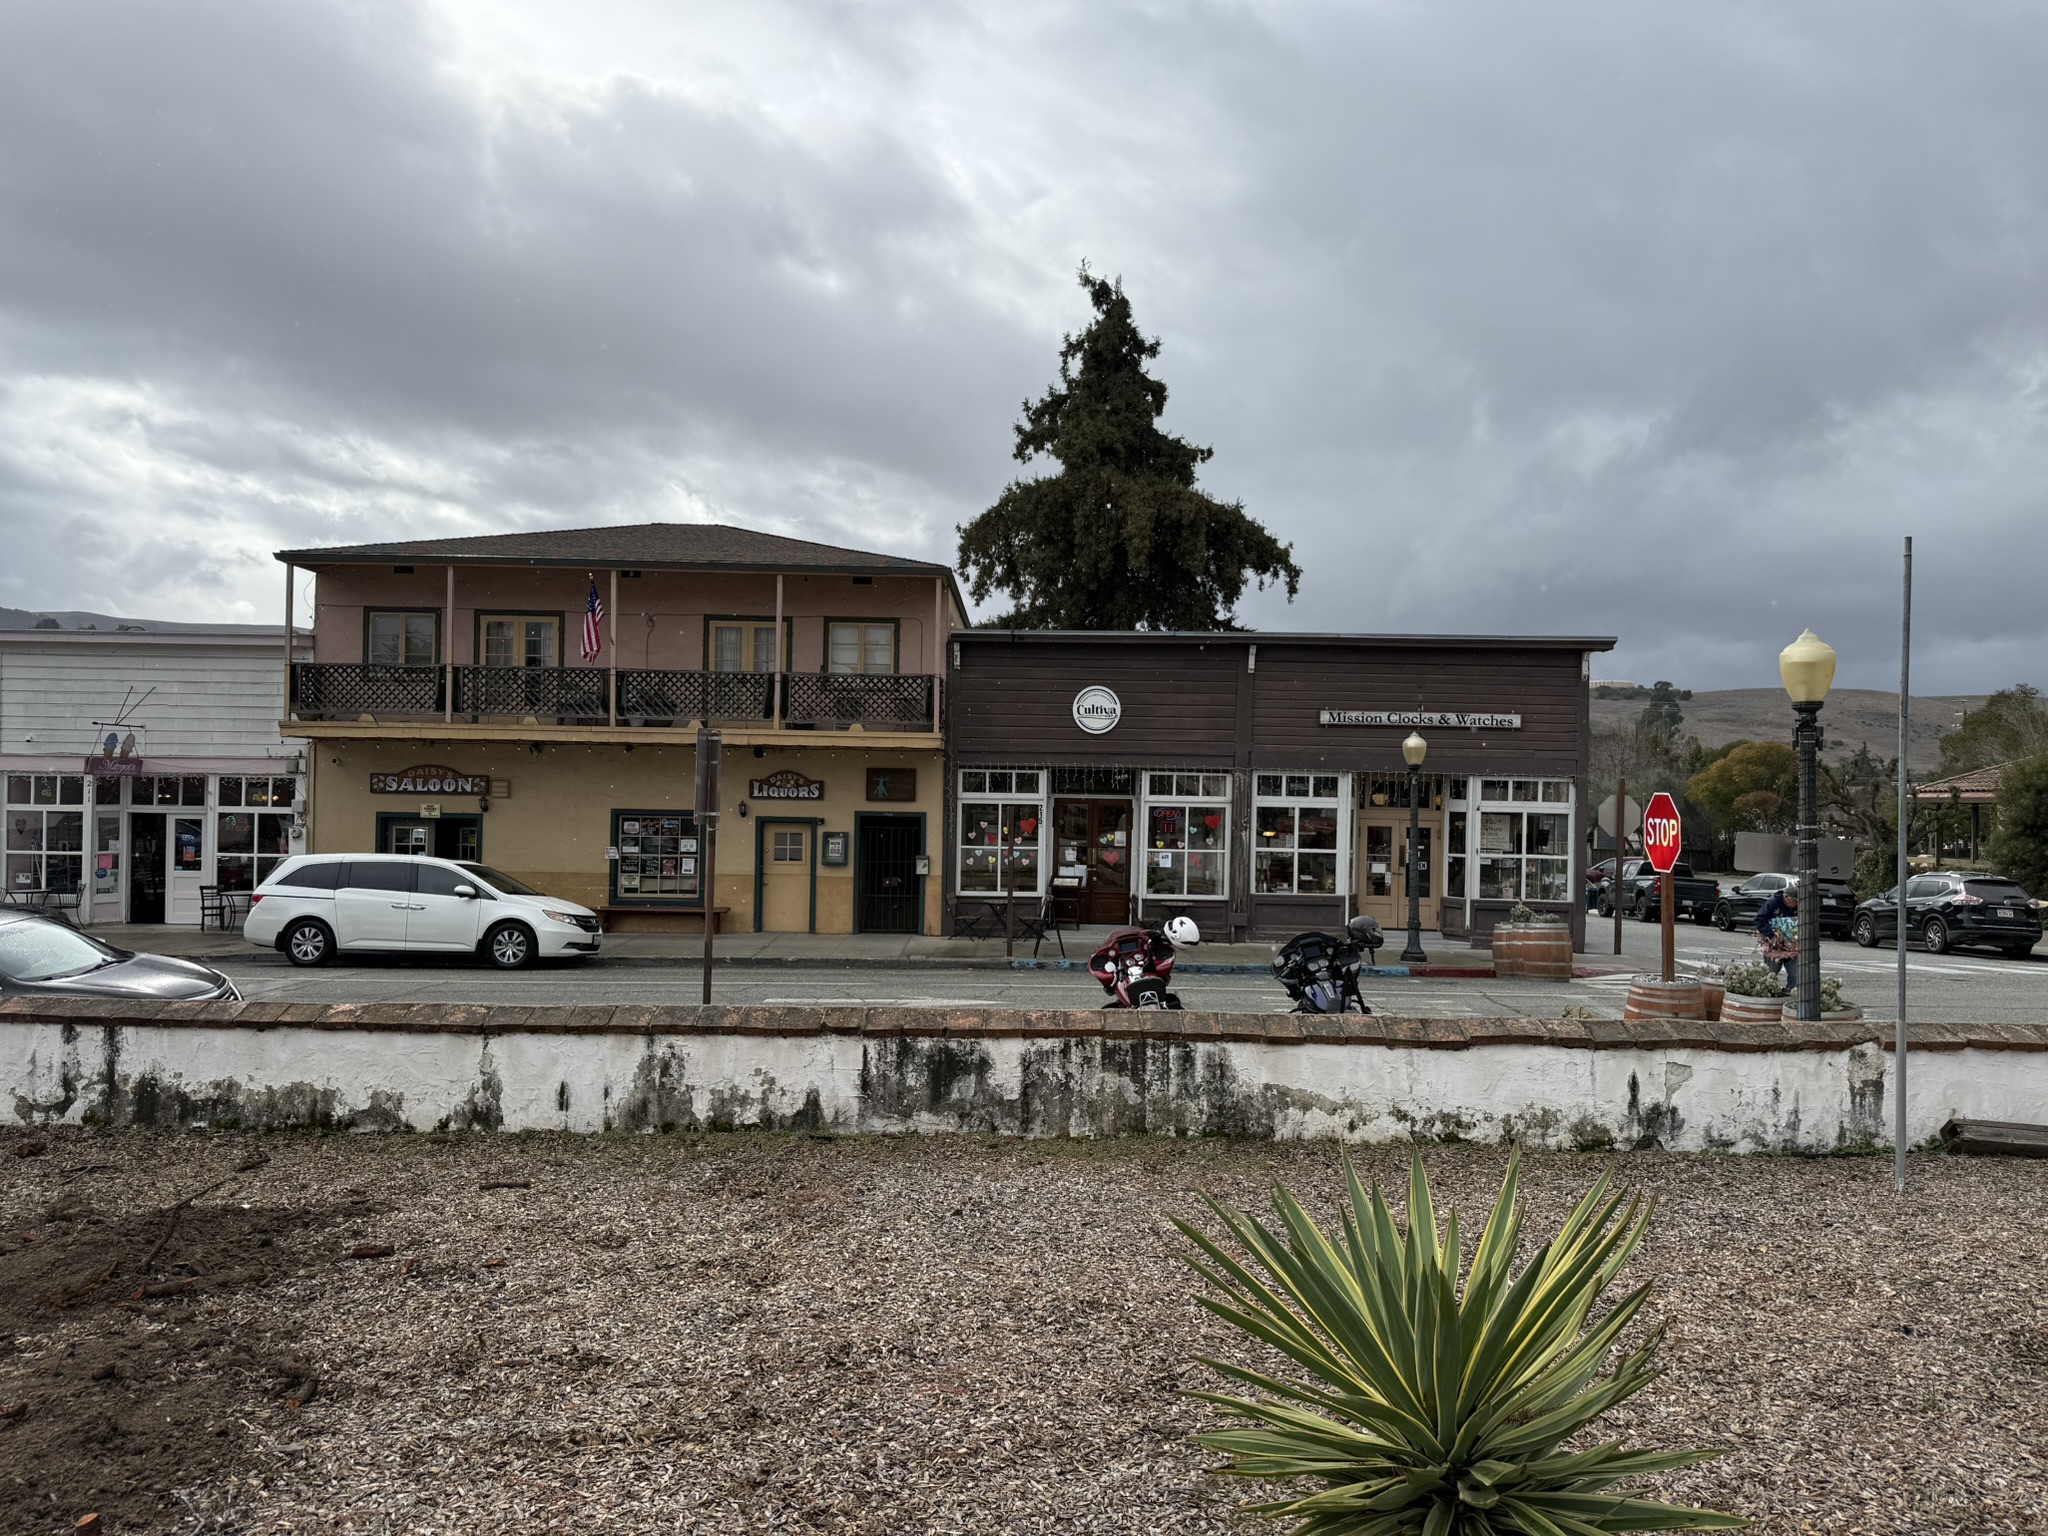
[289,664,940,735]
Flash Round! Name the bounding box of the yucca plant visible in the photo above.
[1176,1150,1744,1535]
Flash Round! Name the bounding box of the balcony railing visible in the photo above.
[290,664,939,731]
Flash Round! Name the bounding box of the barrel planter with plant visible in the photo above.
[1491,904,1573,981]
[1693,967,1727,1022]
[1719,959,1785,1024]
[1622,976,1706,1023]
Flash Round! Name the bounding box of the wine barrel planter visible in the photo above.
[1719,994,1785,1025]
[1491,922,1573,981]
[1622,977,1706,1024]
[1699,980,1726,1021]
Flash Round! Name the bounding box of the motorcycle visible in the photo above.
[1088,916,1201,1009]
[1272,914,1381,1014]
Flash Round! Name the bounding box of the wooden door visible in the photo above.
[1053,799,1134,925]
[1356,814,1439,931]
[761,824,813,932]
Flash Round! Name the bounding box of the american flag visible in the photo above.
[581,580,604,662]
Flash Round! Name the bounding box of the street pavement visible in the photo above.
[209,918,2048,1022]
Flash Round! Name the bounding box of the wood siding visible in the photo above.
[950,638,1242,764]
[0,643,293,757]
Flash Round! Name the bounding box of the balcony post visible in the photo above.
[444,566,455,724]
[772,573,784,726]
[607,568,618,727]
[933,576,943,733]
[282,561,295,721]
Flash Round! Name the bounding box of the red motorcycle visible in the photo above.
[1087,916,1200,1009]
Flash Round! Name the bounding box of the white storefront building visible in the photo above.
[1,625,308,926]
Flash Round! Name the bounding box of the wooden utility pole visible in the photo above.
[1660,868,1676,981]
[1612,777,1626,956]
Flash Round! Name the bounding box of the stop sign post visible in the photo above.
[1642,792,1682,981]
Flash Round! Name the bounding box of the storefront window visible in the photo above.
[958,797,1044,894]
[215,809,292,891]
[611,811,702,901]
[5,776,85,895]
[131,776,207,807]
[1143,773,1230,898]
[1463,784,1573,903]
[1253,773,1343,895]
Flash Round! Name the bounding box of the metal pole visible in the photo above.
[1401,764,1427,962]
[1794,701,1822,1022]
[1612,776,1626,955]
[607,569,618,728]
[695,728,722,1005]
[1896,536,1912,1191]
[1660,868,1675,981]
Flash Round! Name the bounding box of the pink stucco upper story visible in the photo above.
[279,522,968,674]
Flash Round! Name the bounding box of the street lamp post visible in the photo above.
[1400,731,1429,964]
[1779,629,1838,1023]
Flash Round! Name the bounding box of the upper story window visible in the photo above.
[707,618,793,673]
[482,615,558,668]
[828,621,897,675]
[368,611,439,667]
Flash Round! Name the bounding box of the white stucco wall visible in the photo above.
[5,1015,2037,1153]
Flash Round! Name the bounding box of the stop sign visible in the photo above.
[1642,792,1683,874]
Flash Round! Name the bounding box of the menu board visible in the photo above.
[612,812,700,899]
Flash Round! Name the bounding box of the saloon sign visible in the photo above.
[371,765,487,795]
[748,769,824,801]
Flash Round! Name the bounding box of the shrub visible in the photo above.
[1508,902,1536,924]
[1177,1152,1743,1535]
[1819,976,1846,1014]
[1722,959,1784,998]
[1990,753,2048,897]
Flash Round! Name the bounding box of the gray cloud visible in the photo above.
[1,0,2044,691]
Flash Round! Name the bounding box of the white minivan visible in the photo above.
[244,854,601,968]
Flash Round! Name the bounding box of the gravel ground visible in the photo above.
[3,1126,2045,1535]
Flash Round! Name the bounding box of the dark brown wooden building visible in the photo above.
[946,631,1616,946]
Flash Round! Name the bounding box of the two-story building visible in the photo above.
[2,623,310,925]
[279,523,965,934]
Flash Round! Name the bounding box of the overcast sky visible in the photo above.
[3,1,2044,692]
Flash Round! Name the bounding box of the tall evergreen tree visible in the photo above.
[956,268,1300,630]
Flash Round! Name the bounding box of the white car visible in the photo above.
[245,854,601,968]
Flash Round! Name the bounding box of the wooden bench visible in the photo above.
[594,905,731,935]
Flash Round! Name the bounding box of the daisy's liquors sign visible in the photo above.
[1318,710,1522,729]
[371,765,488,795]
[748,769,825,801]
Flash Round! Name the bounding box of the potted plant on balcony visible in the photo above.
[1491,901,1572,981]
[1719,959,1785,1024]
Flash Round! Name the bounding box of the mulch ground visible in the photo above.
[1,1125,2043,1535]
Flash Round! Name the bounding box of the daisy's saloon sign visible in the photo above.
[370,765,488,795]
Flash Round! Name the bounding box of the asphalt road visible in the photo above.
[215,924,2048,1023]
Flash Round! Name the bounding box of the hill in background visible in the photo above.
[0,606,283,634]
[1590,687,1987,775]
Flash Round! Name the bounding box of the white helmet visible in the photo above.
[1164,915,1201,947]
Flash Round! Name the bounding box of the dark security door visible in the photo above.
[857,815,921,933]
[1053,799,1134,925]
[128,813,166,923]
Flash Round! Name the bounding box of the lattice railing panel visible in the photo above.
[781,672,936,729]
[291,664,444,719]
[456,666,610,722]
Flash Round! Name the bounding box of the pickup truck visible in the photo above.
[1597,858,1720,925]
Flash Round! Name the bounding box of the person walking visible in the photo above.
[1754,883,1800,995]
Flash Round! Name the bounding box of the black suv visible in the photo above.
[1851,873,2041,957]
[1714,872,1854,940]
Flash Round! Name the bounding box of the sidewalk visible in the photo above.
[81,922,1626,977]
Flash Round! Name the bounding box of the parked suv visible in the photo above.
[1714,872,1855,940]
[245,855,601,968]
[1851,873,2041,958]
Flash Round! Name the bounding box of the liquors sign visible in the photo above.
[1318,710,1522,729]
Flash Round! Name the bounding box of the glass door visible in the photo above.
[1356,817,1439,930]
[1055,799,1133,925]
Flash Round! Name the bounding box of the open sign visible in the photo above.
[1642,792,1683,873]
